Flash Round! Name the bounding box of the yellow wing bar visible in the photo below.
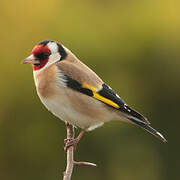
[93,92,120,108]
[82,83,120,109]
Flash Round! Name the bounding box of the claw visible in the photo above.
[64,138,79,152]
[64,138,73,144]
[64,122,86,152]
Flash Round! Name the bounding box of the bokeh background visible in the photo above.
[0,0,179,179]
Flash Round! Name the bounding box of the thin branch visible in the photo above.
[63,122,97,180]
[63,123,74,180]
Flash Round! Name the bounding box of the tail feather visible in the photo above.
[128,117,167,143]
[124,105,150,124]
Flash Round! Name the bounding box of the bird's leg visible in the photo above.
[64,124,86,152]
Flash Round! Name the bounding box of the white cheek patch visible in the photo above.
[47,42,58,53]
[48,53,61,64]
[40,52,61,72]
[45,42,61,69]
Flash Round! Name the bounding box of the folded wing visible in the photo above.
[57,61,167,142]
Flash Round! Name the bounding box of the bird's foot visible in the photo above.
[64,138,79,152]
[64,129,86,152]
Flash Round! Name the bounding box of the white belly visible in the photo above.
[37,88,116,130]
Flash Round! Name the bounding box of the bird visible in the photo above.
[22,40,167,149]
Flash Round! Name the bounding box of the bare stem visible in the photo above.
[63,122,97,180]
[63,123,74,180]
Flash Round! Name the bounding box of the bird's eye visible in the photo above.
[35,52,51,60]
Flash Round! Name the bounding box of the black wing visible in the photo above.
[98,83,149,124]
[63,73,149,124]
[62,75,168,142]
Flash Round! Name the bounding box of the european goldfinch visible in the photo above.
[23,40,167,148]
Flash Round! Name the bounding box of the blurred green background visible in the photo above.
[0,0,179,179]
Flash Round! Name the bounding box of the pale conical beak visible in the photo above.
[22,54,39,64]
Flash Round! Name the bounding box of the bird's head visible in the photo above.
[22,40,67,71]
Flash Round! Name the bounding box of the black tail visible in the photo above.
[128,117,167,143]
